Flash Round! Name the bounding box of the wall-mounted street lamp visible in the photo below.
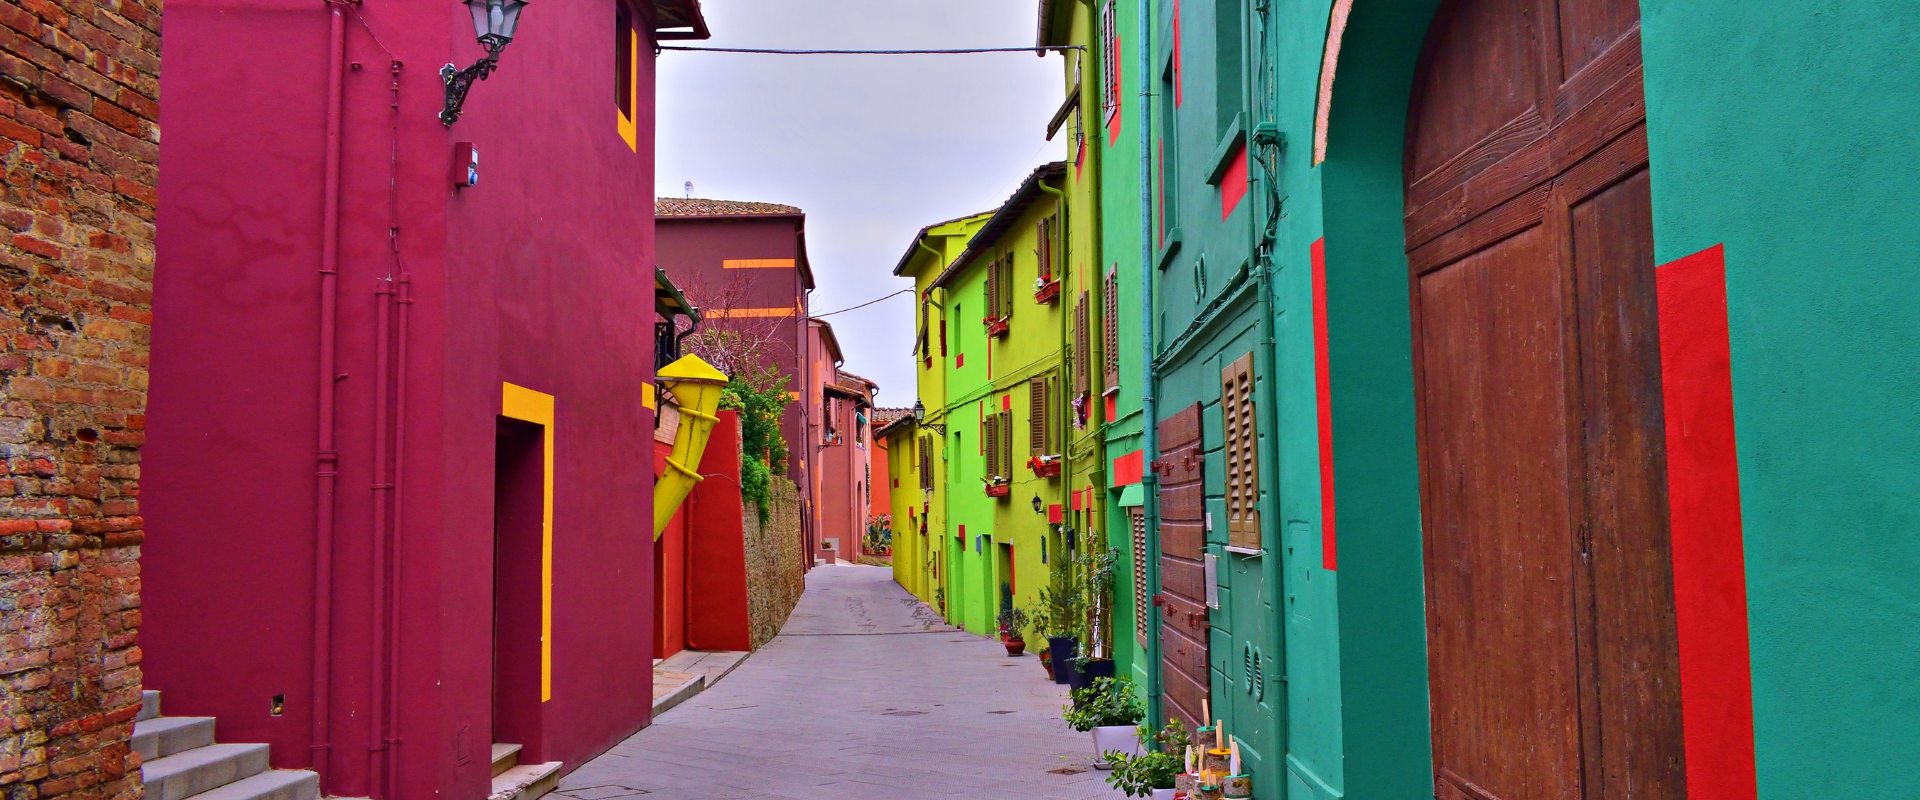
[912,400,946,435]
[1031,495,1044,514]
[440,0,529,126]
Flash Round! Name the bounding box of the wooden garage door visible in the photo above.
[1156,403,1209,734]
[1403,1,1686,799]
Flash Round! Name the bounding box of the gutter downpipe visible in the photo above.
[311,4,346,790]
[1137,0,1163,730]
[369,55,404,800]
[1248,1,1288,765]
[1035,177,1068,567]
[385,273,411,800]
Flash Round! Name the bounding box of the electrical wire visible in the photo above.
[659,45,1084,55]
[811,289,913,319]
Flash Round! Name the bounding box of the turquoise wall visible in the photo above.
[1642,2,1920,793]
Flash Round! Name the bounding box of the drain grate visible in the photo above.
[882,710,928,716]
[554,786,651,800]
[1047,767,1086,775]
[987,710,1015,715]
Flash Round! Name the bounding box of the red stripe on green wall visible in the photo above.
[1656,243,1758,800]
[1220,145,1248,220]
[1312,239,1336,570]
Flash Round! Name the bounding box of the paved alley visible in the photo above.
[556,565,1118,800]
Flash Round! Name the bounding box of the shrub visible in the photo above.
[1063,677,1143,732]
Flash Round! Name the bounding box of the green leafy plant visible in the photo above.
[1063,677,1143,732]
[1104,719,1191,797]
[716,365,791,522]
[996,605,1031,640]
[1037,548,1087,639]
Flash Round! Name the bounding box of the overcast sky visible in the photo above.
[656,0,1068,408]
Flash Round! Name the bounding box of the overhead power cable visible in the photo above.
[811,289,913,319]
[659,45,1084,55]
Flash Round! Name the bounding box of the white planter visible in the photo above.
[1150,789,1177,800]
[1090,724,1141,769]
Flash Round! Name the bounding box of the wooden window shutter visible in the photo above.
[1130,507,1148,643]
[919,435,933,490]
[985,262,1000,320]
[984,414,999,478]
[1029,376,1048,456]
[1103,267,1121,391]
[1221,352,1260,549]
[1074,292,1091,395]
[1002,257,1014,321]
[1037,218,1053,280]
[919,299,930,358]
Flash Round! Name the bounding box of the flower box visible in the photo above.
[985,482,1011,498]
[985,317,1010,338]
[1028,456,1063,478]
[1033,279,1061,304]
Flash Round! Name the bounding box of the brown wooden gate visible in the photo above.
[1404,1,1686,798]
[1156,404,1209,733]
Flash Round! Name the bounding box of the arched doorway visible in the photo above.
[1403,1,1685,798]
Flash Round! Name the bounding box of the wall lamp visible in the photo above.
[440,0,528,126]
[912,400,946,435]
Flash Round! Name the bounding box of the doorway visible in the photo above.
[1404,0,1685,797]
[492,418,545,759]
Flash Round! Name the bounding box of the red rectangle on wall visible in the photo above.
[1112,450,1144,486]
[1656,243,1758,800]
[1220,146,1248,220]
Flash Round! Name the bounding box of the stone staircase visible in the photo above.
[487,743,560,800]
[136,691,318,800]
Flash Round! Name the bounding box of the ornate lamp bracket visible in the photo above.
[439,34,510,126]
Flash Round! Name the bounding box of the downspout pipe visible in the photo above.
[384,273,412,800]
[1137,0,1163,730]
[310,5,346,790]
[1036,177,1068,569]
[1248,3,1289,766]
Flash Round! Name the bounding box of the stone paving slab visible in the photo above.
[559,565,1118,800]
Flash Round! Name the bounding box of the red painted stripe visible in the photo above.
[1171,0,1182,108]
[1656,244,1758,800]
[1107,35,1123,147]
[1219,145,1248,220]
[1312,239,1336,570]
[1112,449,1144,486]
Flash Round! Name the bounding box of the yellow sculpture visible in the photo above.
[653,354,728,539]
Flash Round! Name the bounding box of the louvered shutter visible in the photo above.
[1221,353,1260,549]
[1029,377,1047,456]
[1001,257,1014,321]
[984,414,999,478]
[1130,507,1148,643]
[990,258,1001,320]
[1037,218,1052,280]
[919,435,933,490]
[1103,267,1121,391]
[1074,292,1091,396]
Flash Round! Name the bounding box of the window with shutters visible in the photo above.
[920,298,931,366]
[1130,507,1148,643]
[985,263,1001,320]
[1028,376,1051,456]
[1073,292,1092,427]
[1037,217,1056,281]
[919,435,934,490]
[984,413,1000,479]
[1221,352,1260,550]
[1100,0,1118,125]
[1103,266,1121,393]
[999,409,1014,482]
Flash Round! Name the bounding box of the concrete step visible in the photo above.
[490,743,522,778]
[187,771,317,800]
[132,717,217,761]
[487,761,562,800]
[649,671,704,718]
[141,743,270,800]
[139,691,162,722]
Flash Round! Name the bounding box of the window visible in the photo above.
[1028,376,1052,456]
[1215,0,1243,139]
[919,435,934,490]
[984,412,1000,479]
[920,298,931,365]
[1221,352,1259,549]
[999,409,1014,480]
[615,3,638,150]
[1100,0,1119,124]
[1158,62,1178,241]
[1103,265,1121,392]
[1036,217,1056,282]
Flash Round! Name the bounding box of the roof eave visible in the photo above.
[652,0,711,40]
[929,162,1067,291]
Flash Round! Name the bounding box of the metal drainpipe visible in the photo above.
[367,276,393,799]
[1036,177,1067,563]
[384,273,412,800]
[309,5,346,789]
[1137,0,1163,730]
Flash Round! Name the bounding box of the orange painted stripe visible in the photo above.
[705,307,798,319]
[723,259,795,269]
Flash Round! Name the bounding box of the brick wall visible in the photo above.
[0,0,160,799]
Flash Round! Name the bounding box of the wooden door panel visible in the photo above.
[1157,403,1211,736]
[1408,2,1684,795]
[1418,223,1584,800]
[1568,168,1687,797]
[1406,0,1544,183]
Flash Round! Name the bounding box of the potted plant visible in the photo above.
[1067,545,1120,694]
[1105,719,1190,799]
[996,606,1030,657]
[1064,677,1144,769]
[1037,566,1084,686]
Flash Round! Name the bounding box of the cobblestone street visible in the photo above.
[556,565,1117,800]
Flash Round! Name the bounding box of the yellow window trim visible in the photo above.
[617,28,639,151]
[501,382,556,702]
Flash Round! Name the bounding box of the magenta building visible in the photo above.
[140,3,707,800]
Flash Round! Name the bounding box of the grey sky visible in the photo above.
[656,0,1068,408]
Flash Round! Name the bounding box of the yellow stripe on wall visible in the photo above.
[723,259,796,269]
[501,382,556,702]
[706,307,800,319]
[642,383,657,410]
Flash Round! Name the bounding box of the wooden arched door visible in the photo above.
[1403,1,1686,798]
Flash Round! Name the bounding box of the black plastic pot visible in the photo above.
[1047,637,1078,685]
[1069,657,1116,696]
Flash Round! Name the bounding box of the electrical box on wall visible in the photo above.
[451,142,479,188]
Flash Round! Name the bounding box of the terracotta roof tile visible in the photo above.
[656,197,803,217]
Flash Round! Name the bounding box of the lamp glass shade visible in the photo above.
[467,0,527,42]
[912,400,926,422]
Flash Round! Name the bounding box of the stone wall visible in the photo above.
[0,0,160,799]
[742,477,803,650]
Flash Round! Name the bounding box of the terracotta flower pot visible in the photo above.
[1039,649,1054,680]
[1003,636,1026,657]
